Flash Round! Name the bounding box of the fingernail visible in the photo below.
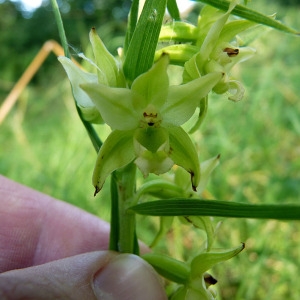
[93,253,167,300]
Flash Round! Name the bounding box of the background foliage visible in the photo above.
[1,0,300,299]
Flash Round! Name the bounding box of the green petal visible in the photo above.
[93,130,135,195]
[80,83,139,130]
[89,28,125,87]
[131,54,169,111]
[168,127,200,191]
[162,72,223,126]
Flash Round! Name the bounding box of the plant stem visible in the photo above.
[115,162,138,254]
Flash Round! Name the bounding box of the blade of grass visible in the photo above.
[129,199,300,220]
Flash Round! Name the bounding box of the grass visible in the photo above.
[1,1,300,299]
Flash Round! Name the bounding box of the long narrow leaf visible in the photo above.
[124,0,140,54]
[167,0,181,21]
[123,0,168,83]
[196,0,299,35]
[129,199,300,220]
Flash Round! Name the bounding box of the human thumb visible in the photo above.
[0,251,167,300]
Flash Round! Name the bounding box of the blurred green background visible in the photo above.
[1,0,300,299]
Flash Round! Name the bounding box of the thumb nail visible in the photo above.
[93,253,167,300]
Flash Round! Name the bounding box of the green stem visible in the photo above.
[51,0,102,153]
[50,0,70,58]
[115,162,138,254]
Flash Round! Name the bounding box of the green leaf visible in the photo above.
[123,0,168,83]
[129,199,300,220]
[197,0,299,35]
[167,0,181,21]
[142,253,190,284]
[124,0,140,54]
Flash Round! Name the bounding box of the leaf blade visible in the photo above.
[196,0,299,35]
[130,199,300,220]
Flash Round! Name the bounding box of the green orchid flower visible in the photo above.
[80,54,223,195]
[184,2,256,101]
[158,2,258,102]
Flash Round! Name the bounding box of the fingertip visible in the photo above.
[93,254,167,300]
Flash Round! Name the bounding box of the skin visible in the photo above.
[0,175,167,299]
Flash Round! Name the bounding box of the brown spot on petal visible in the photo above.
[223,47,239,57]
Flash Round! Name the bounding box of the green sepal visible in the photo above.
[190,243,245,277]
[162,72,223,126]
[92,130,135,195]
[80,83,139,130]
[58,57,103,124]
[142,253,190,284]
[168,127,200,191]
[131,54,169,111]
